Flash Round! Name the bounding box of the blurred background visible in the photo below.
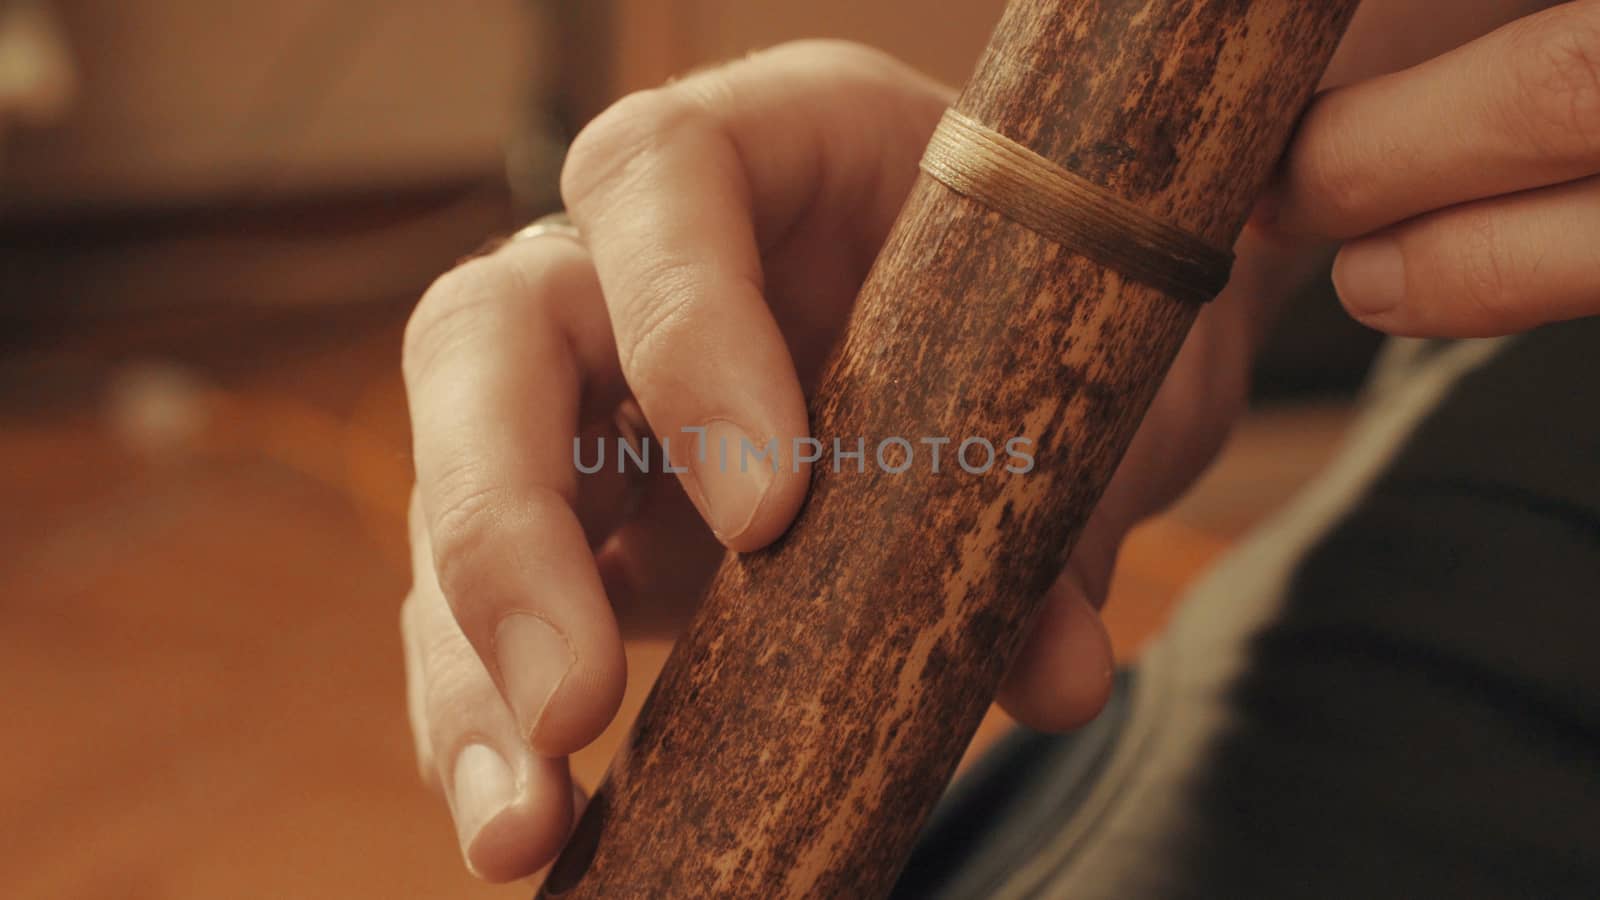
[0,2,1377,896]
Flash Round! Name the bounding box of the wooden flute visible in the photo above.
[538,1,1361,896]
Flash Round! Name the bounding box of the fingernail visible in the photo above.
[689,419,775,540]
[495,614,575,740]
[451,743,515,851]
[1333,238,1405,318]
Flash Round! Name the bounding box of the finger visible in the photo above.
[403,541,575,881]
[1274,0,1600,238]
[1332,172,1600,336]
[403,237,626,756]
[1000,506,1121,734]
[401,588,438,788]
[999,571,1116,733]
[560,41,950,551]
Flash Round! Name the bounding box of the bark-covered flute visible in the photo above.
[539,1,1360,896]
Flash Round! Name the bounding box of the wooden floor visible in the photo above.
[0,303,1352,897]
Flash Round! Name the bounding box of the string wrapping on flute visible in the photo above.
[919,108,1234,305]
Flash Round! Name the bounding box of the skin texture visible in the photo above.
[1273,0,1600,337]
[536,1,1358,896]
[399,0,1579,883]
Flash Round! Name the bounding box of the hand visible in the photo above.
[400,41,1275,881]
[1270,0,1600,336]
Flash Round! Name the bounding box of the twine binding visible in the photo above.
[919,109,1233,304]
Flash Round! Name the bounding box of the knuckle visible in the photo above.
[1505,6,1600,157]
[793,39,908,73]
[560,87,702,212]
[1292,97,1384,231]
[403,593,491,751]
[403,257,516,387]
[426,469,514,606]
[420,646,491,726]
[746,39,912,86]
[1451,211,1517,322]
[612,254,763,380]
[427,472,574,613]
[613,255,706,375]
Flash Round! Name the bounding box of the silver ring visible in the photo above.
[510,211,581,244]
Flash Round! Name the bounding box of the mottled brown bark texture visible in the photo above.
[540,1,1358,897]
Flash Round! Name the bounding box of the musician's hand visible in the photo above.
[1270,0,1600,336]
[398,41,1265,881]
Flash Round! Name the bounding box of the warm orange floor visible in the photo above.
[0,304,1351,897]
